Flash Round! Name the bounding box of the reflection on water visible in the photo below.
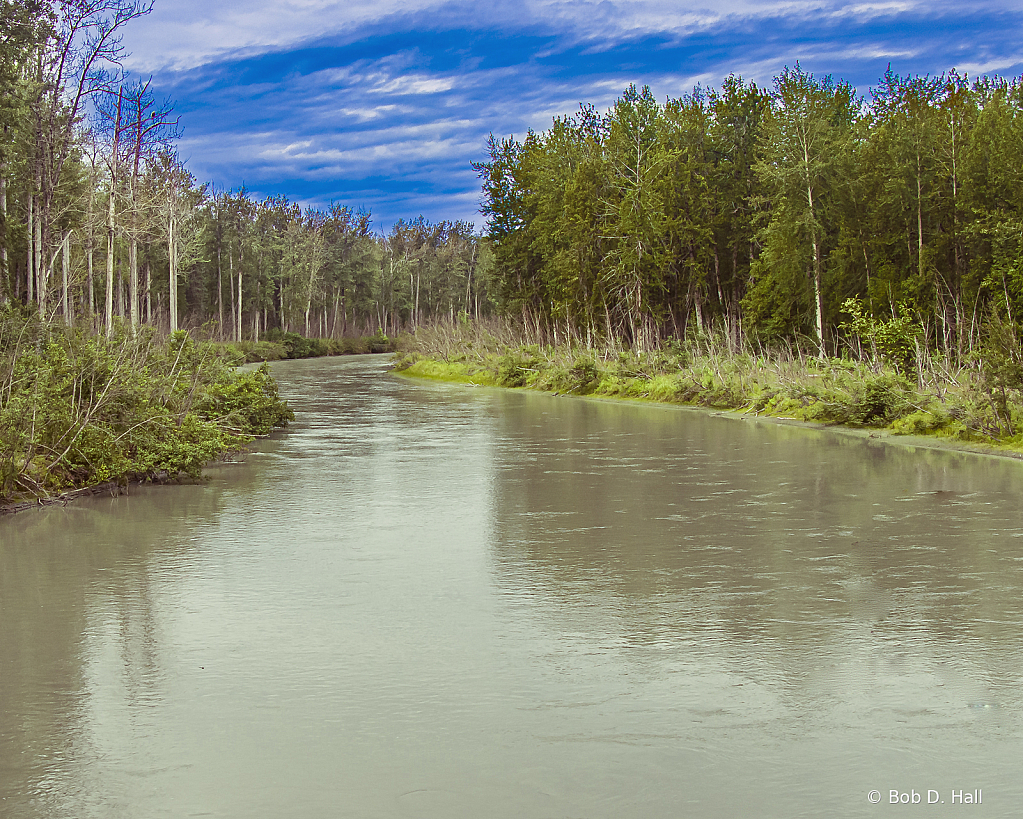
[2,355,1023,818]
[488,393,1023,814]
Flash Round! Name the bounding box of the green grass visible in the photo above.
[398,359,495,384]
[393,319,1023,457]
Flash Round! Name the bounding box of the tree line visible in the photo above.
[7,1,1023,357]
[0,0,496,340]
[475,67,1023,355]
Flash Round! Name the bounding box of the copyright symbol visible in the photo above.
[868,791,882,804]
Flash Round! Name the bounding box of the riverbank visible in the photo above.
[0,471,211,516]
[0,310,294,509]
[393,321,1023,458]
[214,329,396,365]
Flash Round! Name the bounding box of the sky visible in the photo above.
[119,0,1023,232]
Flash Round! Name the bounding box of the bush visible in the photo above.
[254,330,390,359]
[247,341,288,362]
[841,298,921,376]
[891,409,950,435]
[280,332,312,358]
[0,312,293,503]
[850,374,912,426]
[554,354,600,394]
[328,337,367,355]
[977,311,1023,436]
[197,362,295,435]
[368,328,391,353]
[496,347,545,387]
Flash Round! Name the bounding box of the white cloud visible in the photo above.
[123,0,425,70]
[954,54,1023,76]
[336,105,404,122]
[372,74,459,95]
[124,0,985,72]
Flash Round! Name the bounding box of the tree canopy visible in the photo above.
[476,67,1023,355]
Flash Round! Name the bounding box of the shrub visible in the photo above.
[281,332,313,358]
[850,374,912,426]
[368,328,391,353]
[841,298,921,376]
[197,363,295,436]
[496,347,545,387]
[0,311,293,503]
[558,355,600,394]
[891,409,950,435]
[977,311,1023,436]
[247,341,288,361]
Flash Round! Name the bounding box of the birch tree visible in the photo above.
[755,65,856,353]
[27,0,151,319]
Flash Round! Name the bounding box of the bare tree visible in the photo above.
[151,149,204,333]
[27,0,153,320]
[97,77,177,331]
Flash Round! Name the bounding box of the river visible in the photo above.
[2,354,1023,818]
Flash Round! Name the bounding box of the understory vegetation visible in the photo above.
[214,328,396,366]
[395,318,1023,450]
[0,308,293,505]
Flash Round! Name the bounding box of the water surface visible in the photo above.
[3,355,1023,818]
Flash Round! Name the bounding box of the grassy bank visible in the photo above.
[1,309,294,505]
[394,320,1023,453]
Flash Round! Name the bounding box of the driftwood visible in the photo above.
[0,471,176,517]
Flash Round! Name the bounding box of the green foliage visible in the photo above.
[0,310,292,503]
[496,347,545,387]
[473,70,1023,368]
[198,363,295,436]
[328,337,371,355]
[400,316,1023,456]
[977,311,1023,435]
[840,298,922,375]
[849,373,914,425]
[891,409,951,435]
[247,340,289,361]
[559,354,601,394]
[368,328,391,353]
[253,329,394,360]
[272,332,320,359]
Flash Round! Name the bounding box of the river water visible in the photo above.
[3,355,1023,818]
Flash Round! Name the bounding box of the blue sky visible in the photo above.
[121,0,1023,232]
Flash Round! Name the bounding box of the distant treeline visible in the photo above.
[0,1,497,341]
[476,68,1023,354]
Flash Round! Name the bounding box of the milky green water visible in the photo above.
[3,355,1023,818]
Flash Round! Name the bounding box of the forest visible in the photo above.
[475,69,1023,358]
[396,65,1023,447]
[0,1,495,341]
[5,2,1023,355]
